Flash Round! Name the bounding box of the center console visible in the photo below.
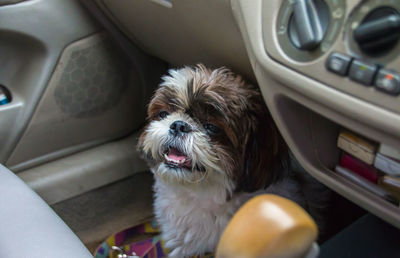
[267,0,400,112]
[231,0,400,228]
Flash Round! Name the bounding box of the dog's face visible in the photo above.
[138,65,285,193]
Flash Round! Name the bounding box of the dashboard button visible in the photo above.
[375,69,400,95]
[326,52,351,76]
[349,60,378,86]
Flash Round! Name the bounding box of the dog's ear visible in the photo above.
[235,99,287,193]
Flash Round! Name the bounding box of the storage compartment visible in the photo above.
[274,96,400,228]
[335,131,400,205]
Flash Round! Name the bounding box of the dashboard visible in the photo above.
[267,0,400,113]
[93,0,400,228]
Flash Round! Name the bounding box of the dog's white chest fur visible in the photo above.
[153,176,304,257]
[154,178,252,257]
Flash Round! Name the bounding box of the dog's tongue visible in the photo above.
[168,148,187,162]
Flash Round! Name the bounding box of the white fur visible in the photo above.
[154,177,251,257]
[154,175,303,257]
[142,110,239,256]
[142,112,233,187]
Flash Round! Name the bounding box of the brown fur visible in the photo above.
[138,64,287,193]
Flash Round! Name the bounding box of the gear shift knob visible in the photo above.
[216,194,318,258]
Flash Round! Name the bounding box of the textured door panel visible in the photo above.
[7,34,148,170]
[0,0,100,164]
[1,0,166,171]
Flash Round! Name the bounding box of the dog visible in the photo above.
[138,64,328,257]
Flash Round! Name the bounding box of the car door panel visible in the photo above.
[6,33,144,170]
[0,0,100,164]
[0,0,166,202]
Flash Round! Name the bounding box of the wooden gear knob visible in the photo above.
[216,194,318,258]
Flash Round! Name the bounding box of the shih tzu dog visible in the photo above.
[138,64,327,257]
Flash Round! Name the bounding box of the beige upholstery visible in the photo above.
[0,164,91,258]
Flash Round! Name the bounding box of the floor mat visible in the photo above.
[52,171,154,252]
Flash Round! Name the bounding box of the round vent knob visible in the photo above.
[288,0,330,50]
[354,7,400,56]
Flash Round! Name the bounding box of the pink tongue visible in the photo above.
[168,148,187,162]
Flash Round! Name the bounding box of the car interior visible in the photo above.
[1,0,400,257]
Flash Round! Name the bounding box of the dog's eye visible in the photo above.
[204,123,221,135]
[158,111,169,119]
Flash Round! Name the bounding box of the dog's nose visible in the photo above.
[170,120,192,135]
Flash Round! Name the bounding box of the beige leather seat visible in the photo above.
[0,164,92,258]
